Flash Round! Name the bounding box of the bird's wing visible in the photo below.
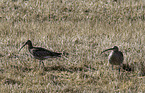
[31,47,61,57]
[118,51,124,61]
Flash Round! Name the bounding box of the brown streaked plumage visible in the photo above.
[101,46,124,72]
[19,40,62,67]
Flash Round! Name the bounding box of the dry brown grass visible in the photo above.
[0,0,145,92]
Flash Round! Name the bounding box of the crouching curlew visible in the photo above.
[19,40,63,67]
[101,46,124,72]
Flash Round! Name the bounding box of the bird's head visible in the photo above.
[101,46,119,54]
[19,40,33,52]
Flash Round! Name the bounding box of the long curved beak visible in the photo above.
[19,43,27,52]
[101,48,114,54]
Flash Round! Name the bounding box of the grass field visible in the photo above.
[0,0,145,92]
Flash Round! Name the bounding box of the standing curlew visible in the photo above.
[101,46,124,72]
[19,40,62,67]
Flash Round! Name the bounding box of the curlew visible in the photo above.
[101,46,124,72]
[19,40,62,67]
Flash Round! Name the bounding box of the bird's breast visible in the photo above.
[108,51,123,65]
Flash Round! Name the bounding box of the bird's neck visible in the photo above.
[28,43,33,50]
[114,49,118,52]
[114,50,119,53]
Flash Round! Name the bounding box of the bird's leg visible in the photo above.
[119,65,121,73]
[42,61,44,68]
[39,60,41,68]
[112,65,114,70]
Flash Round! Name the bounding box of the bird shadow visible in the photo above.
[0,53,4,57]
[122,63,134,72]
[43,64,96,73]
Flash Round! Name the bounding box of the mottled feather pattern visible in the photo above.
[29,47,62,60]
[109,51,123,65]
